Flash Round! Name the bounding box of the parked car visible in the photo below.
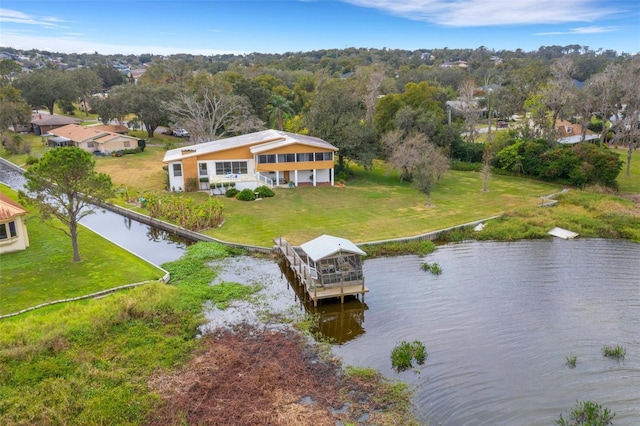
[172,128,190,138]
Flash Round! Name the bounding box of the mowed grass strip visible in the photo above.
[203,163,563,246]
[616,148,640,194]
[0,187,166,315]
[93,145,168,191]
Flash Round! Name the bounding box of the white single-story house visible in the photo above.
[162,129,338,192]
[49,124,142,155]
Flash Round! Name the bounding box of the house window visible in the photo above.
[0,221,17,240]
[296,153,314,162]
[87,141,95,148]
[199,163,208,176]
[314,152,333,161]
[172,163,182,177]
[277,153,296,163]
[215,161,248,175]
[124,141,130,148]
[257,154,277,164]
[566,126,573,134]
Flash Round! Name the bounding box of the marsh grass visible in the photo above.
[602,345,626,359]
[0,242,261,424]
[566,355,577,368]
[440,189,640,243]
[361,240,437,257]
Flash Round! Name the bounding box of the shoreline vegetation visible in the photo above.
[1,146,638,424]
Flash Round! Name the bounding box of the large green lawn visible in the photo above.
[204,162,563,246]
[0,187,166,315]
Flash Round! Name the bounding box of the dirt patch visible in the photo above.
[147,324,413,426]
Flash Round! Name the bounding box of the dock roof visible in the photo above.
[300,234,366,262]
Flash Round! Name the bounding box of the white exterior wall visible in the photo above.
[0,216,29,254]
[168,162,185,191]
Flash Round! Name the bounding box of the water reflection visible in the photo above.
[278,260,368,344]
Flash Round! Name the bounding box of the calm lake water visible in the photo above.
[329,239,640,425]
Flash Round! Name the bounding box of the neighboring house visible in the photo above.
[30,114,81,136]
[556,119,598,144]
[162,129,338,191]
[0,193,29,254]
[50,124,142,154]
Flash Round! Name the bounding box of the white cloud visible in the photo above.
[343,0,619,26]
[533,26,620,36]
[0,30,245,56]
[0,8,67,28]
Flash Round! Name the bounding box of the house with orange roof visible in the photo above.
[0,193,29,254]
[162,129,338,192]
[49,124,142,155]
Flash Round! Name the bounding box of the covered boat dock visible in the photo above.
[275,235,368,306]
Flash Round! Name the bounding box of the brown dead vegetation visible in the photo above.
[147,324,418,426]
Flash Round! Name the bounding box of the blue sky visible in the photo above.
[1,1,639,56]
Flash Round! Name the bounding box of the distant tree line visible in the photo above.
[2,44,638,192]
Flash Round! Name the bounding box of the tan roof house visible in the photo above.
[0,193,29,254]
[162,129,338,192]
[50,124,141,155]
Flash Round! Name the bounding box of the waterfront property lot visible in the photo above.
[0,187,166,315]
[204,164,563,246]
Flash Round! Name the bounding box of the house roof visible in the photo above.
[558,134,599,144]
[50,124,139,144]
[163,129,338,163]
[50,124,110,142]
[91,124,129,134]
[30,114,80,126]
[250,132,338,154]
[0,193,28,221]
[300,234,366,262]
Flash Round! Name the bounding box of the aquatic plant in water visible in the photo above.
[420,262,442,275]
[556,400,614,425]
[391,340,428,372]
[602,344,626,359]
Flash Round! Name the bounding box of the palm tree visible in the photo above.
[267,95,294,130]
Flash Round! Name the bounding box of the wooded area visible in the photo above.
[1,45,638,191]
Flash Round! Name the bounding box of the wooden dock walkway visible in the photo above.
[274,237,368,307]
